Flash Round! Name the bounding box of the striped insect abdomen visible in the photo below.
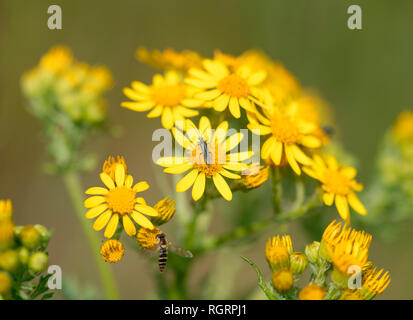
[158,246,168,272]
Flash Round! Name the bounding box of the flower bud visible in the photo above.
[100,239,125,263]
[0,271,12,295]
[0,200,13,221]
[0,250,20,272]
[18,247,30,265]
[34,224,49,240]
[272,270,294,292]
[305,241,320,264]
[0,220,15,250]
[20,226,41,250]
[299,284,326,300]
[151,197,176,226]
[318,241,331,262]
[28,252,49,273]
[290,251,308,275]
[265,235,292,272]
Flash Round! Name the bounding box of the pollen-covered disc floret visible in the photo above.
[185,59,267,119]
[156,116,253,201]
[122,70,203,129]
[100,239,125,263]
[85,156,159,238]
[303,154,366,224]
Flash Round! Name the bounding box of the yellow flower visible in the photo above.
[393,110,413,142]
[339,289,363,300]
[272,269,294,292]
[185,59,266,119]
[303,154,367,224]
[248,105,321,175]
[137,227,161,249]
[122,70,203,129]
[0,200,13,221]
[156,116,253,201]
[85,156,158,238]
[100,239,125,263]
[299,284,326,300]
[361,266,391,300]
[151,197,176,226]
[136,47,203,72]
[242,165,269,189]
[265,235,293,271]
[39,45,73,74]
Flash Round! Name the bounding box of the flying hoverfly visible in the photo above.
[150,232,193,272]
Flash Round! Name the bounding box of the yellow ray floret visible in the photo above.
[122,70,203,129]
[303,154,366,224]
[185,59,267,119]
[84,156,158,238]
[156,116,253,201]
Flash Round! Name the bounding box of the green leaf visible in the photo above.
[241,256,283,300]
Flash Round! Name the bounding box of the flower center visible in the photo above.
[217,74,250,98]
[105,186,136,215]
[190,140,225,178]
[323,169,351,195]
[151,84,186,107]
[271,114,301,144]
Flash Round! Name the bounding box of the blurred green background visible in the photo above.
[1,0,412,299]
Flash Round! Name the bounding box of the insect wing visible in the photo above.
[167,242,193,258]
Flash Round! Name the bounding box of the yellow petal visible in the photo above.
[85,187,108,195]
[161,107,174,130]
[196,89,221,100]
[223,163,248,171]
[176,169,198,192]
[104,214,119,238]
[225,132,243,152]
[131,212,154,229]
[247,123,272,135]
[123,87,149,101]
[93,211,112,231]
[270,141,283,165]
[125,175,133,188]
[285,145,301,175]
[247,70,266,86]
[199,116,211,133]
[212,174,232,201]
[213,94,230,112]
[203,59,228,79]
[147,105,163,118]
[227,151,254,162]
[164,163,193,174]
[301,136,321,149]
[341,167,357,180]
[172,127,192,149]
[123,215,136,236]
[156,157,187,167]
[134,204,159,217]
[290,144,312,165]
[85,204,108,219]
[131,81,150,93]
[229,97,241,119]
[84,196,106,208]
[192,173,206,201]
[348,192,367,215]
[323,193,334,206]
[219,168,241,179]
[115,164,125,187]
[239,97,255,112]
[184,78,216,89]
[100,172,115,189]
[261,137,276,159]
[335,195,349,222]
[121,101,155,112]
[213,121,229,144]
[133,181,149,192]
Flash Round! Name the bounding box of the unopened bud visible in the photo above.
[28,252,49,273]
[305,241,320,264]
[290,252,308,275]
[272,270,294,292]
[0,271,12,295]
[20,226,41,250]
[0,250,20,272]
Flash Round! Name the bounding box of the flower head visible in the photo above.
[272,270,294,292]
[156,116,253,201]
[39,45,73,74]
[100,239,125,263]
[361,267,391,300]
[241,165,269,189]
[304,154,366,224]
[122,70,203,129]
[248,105,321,175]
[151,197,176,226]
[137,227,162,249]
[185,59,267,119]
[85,156,158,238]
[299,284,326,300]
[265,235,293,271]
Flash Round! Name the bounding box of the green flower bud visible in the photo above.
[34,224,49,239]
[20,226,41,250]
[18,247,30,265]
[0,250,20,272]
[318,241,331,262]
[305,241,320,264]
[28,252,49,273]
[290,251,308,275]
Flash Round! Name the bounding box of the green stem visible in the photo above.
[271,167,281,214]
[62,171,120,300]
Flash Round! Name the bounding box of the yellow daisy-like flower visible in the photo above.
[84,157,158,238]
[185,59,267,119]
[100,239,125,263]
[248,104,321,175]
[0,200,13,221]
[122,70,203,129]
[265,235,293,271]
[156,116,253,201]
[303,154,367,224]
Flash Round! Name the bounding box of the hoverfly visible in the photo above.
[152,232,193,272]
